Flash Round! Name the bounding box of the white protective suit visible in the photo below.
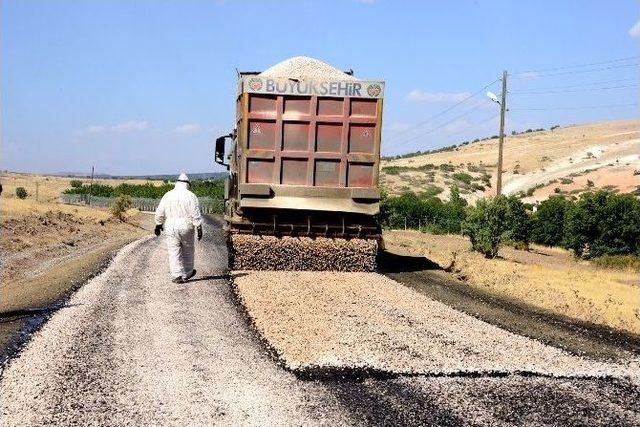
[154,174,203,279]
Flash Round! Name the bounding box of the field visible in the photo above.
[381,119,640,202]
[383,230,640,336]
[1,172,155,203]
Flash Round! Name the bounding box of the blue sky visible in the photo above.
[2,0,638,175]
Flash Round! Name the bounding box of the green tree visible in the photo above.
[531,196,570,246]
[462,196,510,258]
[564,191,640,258]
[442,185,467,234]
[70,179,83,188]
[503,195,531,248]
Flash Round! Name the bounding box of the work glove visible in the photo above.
[154,224,163,236]
[197,225,203,241]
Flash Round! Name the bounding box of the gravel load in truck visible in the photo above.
[215,56,384,271]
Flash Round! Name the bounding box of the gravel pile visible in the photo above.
[259,56,357,81]
[229,234,377,271]
[233,271,640,379]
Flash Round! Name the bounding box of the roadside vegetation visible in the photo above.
[382,189,640,265]
[63,179,225,199]
[15,187,28,199]
[110,195,133,221]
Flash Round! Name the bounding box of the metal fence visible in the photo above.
[60,194,224,214]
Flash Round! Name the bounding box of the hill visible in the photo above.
[380,119,640,203]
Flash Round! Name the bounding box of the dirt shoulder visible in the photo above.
[0,198,153,359]
[382,230,640,359]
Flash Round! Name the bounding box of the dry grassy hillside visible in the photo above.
[381,119,640,202]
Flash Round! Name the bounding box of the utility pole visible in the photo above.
[496,70,508,196]
[89,166,95,205]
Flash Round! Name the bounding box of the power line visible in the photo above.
[439,112,501,139]
[393,100,493,147]
[510,102,638,111]
[510,83,639,95]
[385,78,500,142]
[514,56,638,75]
[512,62,639,79]
[510,77,638,91]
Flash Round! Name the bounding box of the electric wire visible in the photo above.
[510,103,638,111]
[391,100,494,147]
[512,62,639,79]
[510,83,639,95]
[385,78,500,143]
[513,56,638,75]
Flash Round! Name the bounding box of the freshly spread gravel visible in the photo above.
[233,271,640,379]
[259,56,357,81]
[230,234,377,271]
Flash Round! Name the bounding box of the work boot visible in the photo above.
[183,269,197,282]
[172,276,185,284]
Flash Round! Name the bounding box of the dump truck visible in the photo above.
[215,57,385,271]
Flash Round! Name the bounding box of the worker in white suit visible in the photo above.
[154,173,203,283]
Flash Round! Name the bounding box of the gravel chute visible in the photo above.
[229,234,378,271]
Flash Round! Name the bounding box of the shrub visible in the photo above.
[564,191,640,258]
[418,185,443,198]
[531,196,570,247]
[110,195,132,221]
[70,179,83,188]
[16,187,28,199]
[452,172,473,185]
[382,166,401,175]
[462,196,509,258]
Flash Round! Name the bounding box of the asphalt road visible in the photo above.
[1,218,638,426]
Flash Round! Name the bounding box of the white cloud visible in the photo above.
[173,123,201,134]
[112,120,150,132]
[629,20,640,38]
[405,90,471,104]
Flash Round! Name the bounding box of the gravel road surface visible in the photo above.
[1,217,639,426]
[233,271,638,378]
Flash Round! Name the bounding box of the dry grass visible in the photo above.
[383,230,640,335]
